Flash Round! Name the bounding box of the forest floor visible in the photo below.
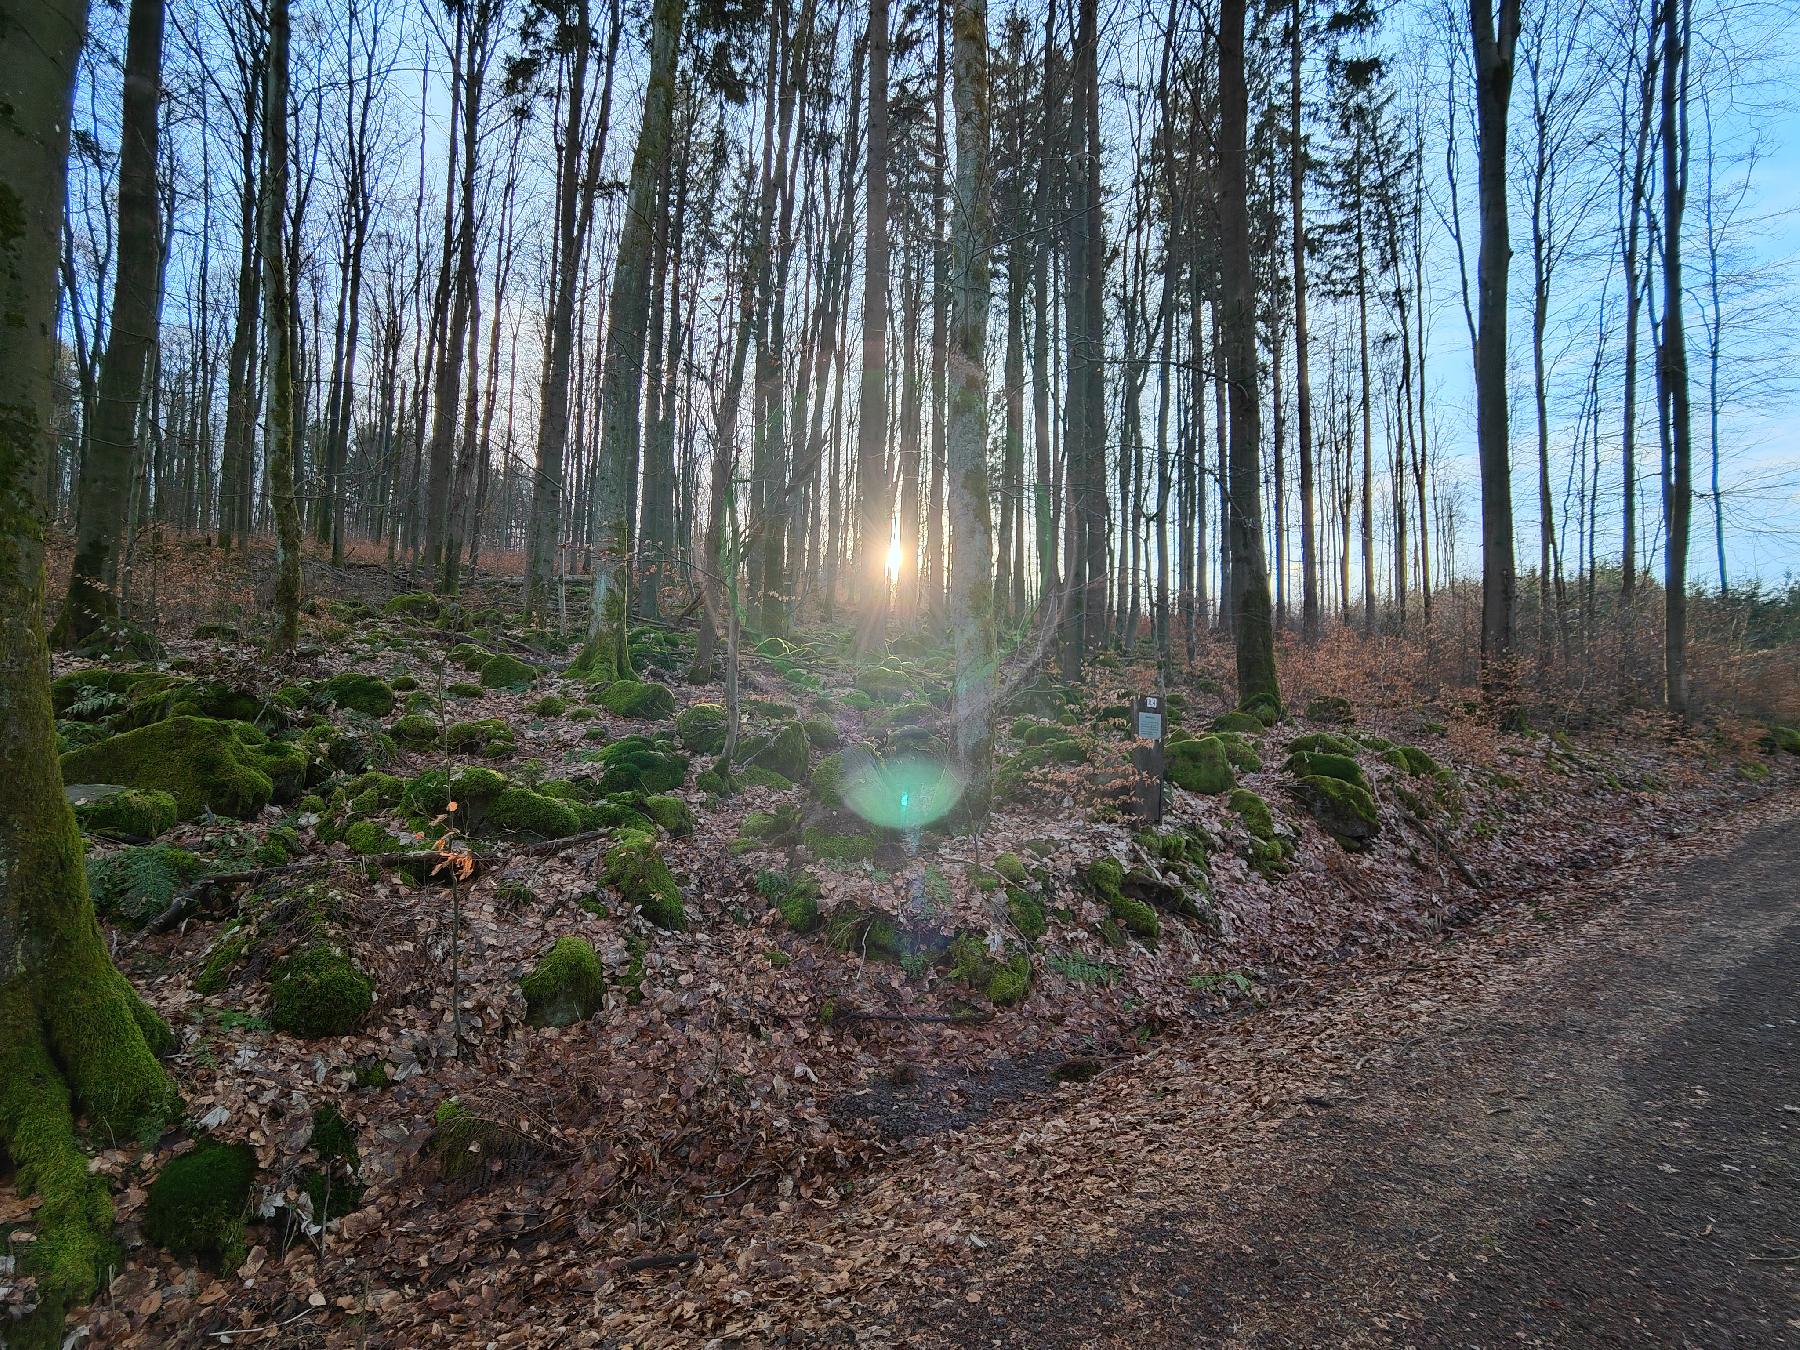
[6,548,1799,1347]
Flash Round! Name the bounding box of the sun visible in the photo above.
[885,533,903,584]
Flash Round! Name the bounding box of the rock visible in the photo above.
[520,938,604,1027]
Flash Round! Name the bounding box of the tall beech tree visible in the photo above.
[1218,0,1280,707]
[577,0,683,679]
[947,0,996,799]
[52,0,166,647]
[0,0,178,1334]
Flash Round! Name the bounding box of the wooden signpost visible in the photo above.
[1132,693,1165,825]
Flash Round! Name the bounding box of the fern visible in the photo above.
[65,689,127,721]
[87,844,209,927]
[1045,949,1118,987]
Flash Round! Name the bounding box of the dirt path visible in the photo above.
[888,816,1800,1349]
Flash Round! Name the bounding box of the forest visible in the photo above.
[2,0,1798,1340]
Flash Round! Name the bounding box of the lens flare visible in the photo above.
[841,752,964,831]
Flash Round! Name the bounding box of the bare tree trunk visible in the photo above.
[579,0,682,679]
[262,0,302,652]
[1219,0,1279,709]
[854,0,893,652]
[948,0,996,807]
[1659,0,1692,715]
[54,0,165,646]
[1470,0,1522,719]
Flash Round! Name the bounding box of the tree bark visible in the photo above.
[0,0,177,1330]
[579,0,682,680]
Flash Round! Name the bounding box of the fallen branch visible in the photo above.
[613,1251,699,1274]
[829,1004,993,1027]
[143,829,618,934]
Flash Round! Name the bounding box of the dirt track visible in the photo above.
[903,817,1800,1349]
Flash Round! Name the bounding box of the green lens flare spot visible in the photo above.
[842,753,965,830]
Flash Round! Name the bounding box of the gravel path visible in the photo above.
[911,817,1800,1348]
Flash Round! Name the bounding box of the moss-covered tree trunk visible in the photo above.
[579,0,682,681]
[261,0,302,653]
[0,2,177,1331]
[50,0,164,649]
[946,0,995,809]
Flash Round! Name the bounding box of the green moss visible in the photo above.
[598,678,675,719]
[992,852,1029,884]
[737,765,794,790]
[641,793,695,837]
[403,769,452,819]
[527,693,567,717]
[1166,735,1236,795]
[72,786,178,839]
[392,713,438,745]
[1290,774,1380,849]
[60,716,302,820]
[447,680,483,698]
[475,658,536,691]
[486,786,582,838]
[804,827,877,863]
[1303,694,1355,724]
[674,702,727,752]
[1289,731,1360,758]
[595,735,688,794]
[1211,711,1264,735]
[444,717,513,752]
[1768,724,1800,754]
[520,938,605,1027]
[1229,788,1275,839]
[195,923,251,996]
[1386,744,1444,778]
[1086,857,1159,939]
[987,954,1033,1005]
[144,1141,256,1270]
[737,721,810,783]
[802,717,841,749]
[384,592,441,618]
[1284,749,1368,791]
[823,907,905,961]
[1214,733,1263,773]
[269,944,373,1038]
[757,869,823,933]
[735,805,802,850]
[323,672,395,718]
[1006,886,1048,940]
[603,832,685,930]
[1242,692,1283,726]
[343,820,390,855]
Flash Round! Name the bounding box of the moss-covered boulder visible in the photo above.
[737,721,810,783]
[1211,711,1264,736]
[384,591,440,619]
[60,716,302,820]
[486,785,583,838]
[674,702,727,753]
[804,827,878,864]
[1769,724,1800,754]
[1086,857,1159,940]
[269,943,374,1038]
[323,672,395,718]
[947,932,1034,1006]
[1284,749,1368,791]
[70,784,178,839]
[520,938,604,1027]
[603,831,685,929]
[343,820,392,855]
[595,735,688,795]
[1213,732,1263,773]
[598,678,675,719]
[51,667,173,719]
[1242,692,1283,726]
[392,713,439,746]
[479,652,538,689]
[1304,695,1355,725]
[1230,788,1294,876]
[1166,735,1235,795]
[1289,775,1380,849]
[735,804,803,850]
[756,868,822,933]
[641,793,695,837]
[1289,731,1360,758]
[145,1141,257,1271]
